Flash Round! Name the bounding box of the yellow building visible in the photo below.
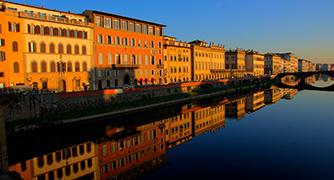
[225,49,246,70]
[9,142,99,180]
[190,40,225,81]
[246,50,265,77]
[280,52,298,73]
[163,36,192,84]
[1,1,94,92]
[193,103,225,135]
[265,87,283,104]
[264,53,284,75]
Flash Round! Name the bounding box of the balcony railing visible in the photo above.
[19,12,91,27]
[112,64,140,69]
[157,64,164,68]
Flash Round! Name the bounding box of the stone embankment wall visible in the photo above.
[3,81,217,122]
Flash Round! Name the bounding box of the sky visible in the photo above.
[10,0,334,64]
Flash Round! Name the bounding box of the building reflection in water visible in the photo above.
[7,87,300,180]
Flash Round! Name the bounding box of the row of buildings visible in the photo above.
[0,1,320,92]
[7,87,298,179]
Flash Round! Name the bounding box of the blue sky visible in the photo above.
[11,0,334,63]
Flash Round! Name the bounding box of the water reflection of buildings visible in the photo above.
[9,142,98,179]
[98,121,166,180]
[246,91,265,112]
[7,87,304,179]
[225,97,246,119]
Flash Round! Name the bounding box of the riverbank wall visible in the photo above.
[2,79,272,131]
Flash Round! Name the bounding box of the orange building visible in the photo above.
[83,11,165,90]
[0,2,25,88]
[0,1,94,92]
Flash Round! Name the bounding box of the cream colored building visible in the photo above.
[280,52,298,73]
[163,36,192,84]
[225,49,246,70]
[264,53,284,75]
[245,50,265,77]
[246,91,265,112]
[190,40,225,81]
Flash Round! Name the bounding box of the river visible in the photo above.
[2,82,334,179]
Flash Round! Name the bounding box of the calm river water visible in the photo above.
[3,81,334,180]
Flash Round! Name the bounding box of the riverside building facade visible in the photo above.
[264,53,284,75]
[189,40,226,81]
[84,10,165,89]
[245,50,265,77]
[163,36,192,84]
[0,1,94,92]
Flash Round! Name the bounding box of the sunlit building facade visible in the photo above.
[280,52,298,73]
[246,91,265,112]
[264,53,284,75]
[84,11,165,89]
[163,36,192,84]
[245,50,265,77]
[0,1,93,92]
[190,40,226,81]
[225,97,246,119]
[193,103,225,135]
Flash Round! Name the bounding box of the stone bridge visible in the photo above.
[275,71,334,91]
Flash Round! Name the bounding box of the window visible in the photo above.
[121,20,127,30]
[142,25,148,34]
[31,61,38,72]
[107,36,112,44]
[56,151,61,162]
[122,38,128,46]
[105,17,112,28]
[98,34,103,44]
[47,154,53,165]
[73,163,78,173]
[49,43,55,54]
[13,62,19,73]
[86,143,92,153]
[115,54,121,64]
[87,159,92,167]
[96,16,102,27]
[61,29,67,37]
[12,41,18,52]
[0,24,2,33]
[50,62,56,72]
[80,161,86,171]
[102,144,107,156]
[82,45,87,55]
[37,156,44,168]
[75,62,80,72]
[67,62,73,72]
[41,61,47,72]
[35,25,40,34]
[115,37,120,45]
[135,23,141,33]
[58,44,64,54]
[44,26,50,35]
[79,145,84,155]
[155,28,161,36]
[40,42,46,53]
[0,39,4,46]
[28,42,36,53]
[107,53,112,64]
[82,62,87,72]
[65,166,71,176]
[148,26,153,35]
[57,169,63,179]
[98,53,104,65]
[74,45,79,54]
[66,44,72,54]
[53,28,59,36]
[130,38,135,46]
[128,22,134,32]
[151,56,155,65]
[113,19,119,30]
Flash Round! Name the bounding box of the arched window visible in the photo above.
[67,62,73,72]
[69,30,75,37]
[98,53,104,65]
[82,45,87,55]
[31,61,38,72]
[82,62,87,72]
[49,43,55,53]
[12,41,18,52]
[27,24,31,33]
[98,34,103,44]
[44,26,50,35]
[66,44,72,54]
[40,42,46,53]
[78,31,83,38]
[50,61,56,72]
[35,25,41,34]
[13,62,19,73]
[132,55,136,64]
[115,54,121,64]
[53,28,59,36]
[58,43,64,54]
[107,53,112,64]
[75,62,80,72]
[74,45,79,55]
[61,29,67,37]
[41,61,47,72]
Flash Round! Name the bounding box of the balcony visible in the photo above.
[112,64,140,69]
[19,12,92,27]
[157,64,164,68]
